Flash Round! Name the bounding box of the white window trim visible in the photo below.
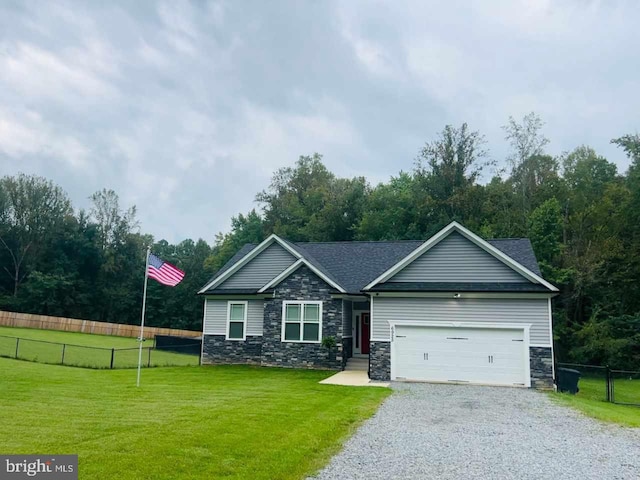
[281,300,323,343]
[226,300,248,341]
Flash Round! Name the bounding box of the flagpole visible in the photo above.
[136,246,151,387]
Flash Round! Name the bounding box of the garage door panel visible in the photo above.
[393,325,527,386]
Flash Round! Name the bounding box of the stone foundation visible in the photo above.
[369,341,391,381]
[202,335,262,365]
[530,346,554,389]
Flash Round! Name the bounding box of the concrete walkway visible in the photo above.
[319,370,389,387]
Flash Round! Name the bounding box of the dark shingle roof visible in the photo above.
[488,238,541,276]
[200,236,544,294]
[292,240,423,293]
[280,239,344,289]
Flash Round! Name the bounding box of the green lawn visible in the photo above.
[0,326,199,368]
[551,376,640,427]
[0,358,390,479]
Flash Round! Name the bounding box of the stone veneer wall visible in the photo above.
[261,265,344,370]
[369,341,391,381]
[202,335,262,364]
[530,346,554,389]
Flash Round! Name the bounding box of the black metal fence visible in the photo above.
[0,334,200,369]
[557,362,640,407]
[154,334,202,355]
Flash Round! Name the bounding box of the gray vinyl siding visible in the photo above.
[342,300,353,337]
[203,299,264,336]
[388,232,529,283]
[372,297,550,345]
[218,242,297,289]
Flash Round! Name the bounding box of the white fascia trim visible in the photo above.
[530,344,553,348]
[363,221,558,292]
[258,258,347,294]
[198,234,302,294]
[371,292,556,299]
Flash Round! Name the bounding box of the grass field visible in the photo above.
[552,376,640,427]
[0,326,199,368]
[0,358,390,479]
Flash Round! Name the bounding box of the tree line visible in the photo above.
[2,113,639,368]
[0,183,211,331]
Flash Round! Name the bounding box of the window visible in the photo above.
[282,301,322,343]
[226,301,247,340]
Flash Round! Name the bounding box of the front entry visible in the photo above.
[360,312,370,354]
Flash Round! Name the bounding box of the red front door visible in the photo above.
[361,313,370,354]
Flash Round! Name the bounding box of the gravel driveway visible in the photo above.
[313,383,640,480]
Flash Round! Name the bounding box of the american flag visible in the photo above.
[147,253,185,287]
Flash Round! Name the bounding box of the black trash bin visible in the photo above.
[557,367,581,394]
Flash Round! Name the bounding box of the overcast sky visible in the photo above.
[1,1,638,243]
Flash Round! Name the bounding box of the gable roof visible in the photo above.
[199,223,556,295]
[362,222,558,292]
[198,234,346,294]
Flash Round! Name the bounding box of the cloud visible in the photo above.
[0,40,120,103]
[0,108,89,169]
[0,0,638,242]
[137,41,171,68]
[226,98,364,175]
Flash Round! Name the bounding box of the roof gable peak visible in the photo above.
[197,234,302,294]
[362,222,558,292]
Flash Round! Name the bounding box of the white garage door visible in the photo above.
[392,325,528,386]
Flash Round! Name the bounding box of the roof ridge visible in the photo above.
[488,238,528,241]
[294,240,424,245]
[293,238,528,245]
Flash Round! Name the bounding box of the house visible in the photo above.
[197,221,558,389]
